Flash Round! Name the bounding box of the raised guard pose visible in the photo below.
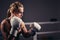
[1,1,41,40]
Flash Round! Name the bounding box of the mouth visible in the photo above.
[20,16,22,18]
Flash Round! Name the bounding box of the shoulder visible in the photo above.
[1,19,8,25]
[0,19,8,30]
[1,19,6,24]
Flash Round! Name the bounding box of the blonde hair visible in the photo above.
[7,8,11,17]
[9,1,24,13]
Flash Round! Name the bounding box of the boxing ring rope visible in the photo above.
[25,21,60,25]
[33,31,60,40]
[25,21,60,40]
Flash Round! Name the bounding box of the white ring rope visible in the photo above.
[33,31,60,40]
[25,21,60,40]
[25,21,60,25]
[36,31,60,34]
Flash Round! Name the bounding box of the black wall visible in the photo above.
[0,0,60,22]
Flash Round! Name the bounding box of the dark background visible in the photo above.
[0,0,60,22]
[0,0,60,40]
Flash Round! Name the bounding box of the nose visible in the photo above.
[19,13,23,17]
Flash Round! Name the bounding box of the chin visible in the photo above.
[19,17,22,18]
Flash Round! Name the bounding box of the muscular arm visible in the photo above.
[20,21,33,33]
[20,21,36,38]
[1,20,8,40]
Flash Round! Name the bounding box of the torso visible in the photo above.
[2,18,21,40]
[2,18,11,37]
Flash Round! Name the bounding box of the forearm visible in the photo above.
[22,26,36,38]
[21,21,32,33]
[27,27,33,33]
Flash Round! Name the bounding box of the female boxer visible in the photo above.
[1,1,37,40]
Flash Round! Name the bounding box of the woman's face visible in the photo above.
[17,7,24,18]
[11,7,24,18]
